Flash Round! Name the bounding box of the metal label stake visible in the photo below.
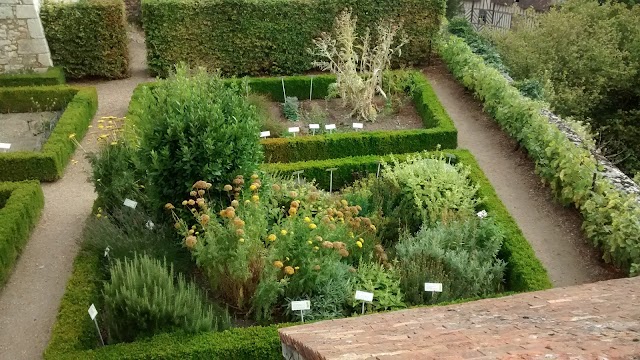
[292,170,304,184]
[88,304,105,346]
[326,167,338,192]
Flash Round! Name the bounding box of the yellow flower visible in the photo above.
[249,184,257,191]
[358,237,364,243]
[273,260,284,269]
[245,200,251,205]
[313,246,319,251]
[238,238,245,243]
[98,125,105,129]
[309,223,317,230]
[223,184,233,192]
[370,224,377,232]
[284,266,295,275]
[288,207,297,216]
[198,190,205,196]
[96,213,102,218]
[280,229,288,236]
[315,236,323,242]
[185,236,197,249]
[110,141,118,146]
[356,241,363,248]
[182,200,188,206]
[304,217,311,223]
[164,203,175,210]
[307,240,313,245]
[294,266,299,270]
[251,174,259,180]
[348,231,354,238]
[190,190,197,197]
[188,199,196,206]
[231,200,239,208]
[174,222,181,229]
[68,133,76,139]
[252,195,259,202]
[341,199,348,206]
[193,181,209,190]
[268,234,277,242]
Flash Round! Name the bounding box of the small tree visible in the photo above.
[310,10,406,122]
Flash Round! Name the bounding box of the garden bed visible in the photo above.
[0,85,98,181]
[45,148,550,359]
[0,112,62,152]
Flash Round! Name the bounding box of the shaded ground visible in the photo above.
[424,63,620,286]
[0,111,60,151]
[0,28,153,359]
[263,96,423,136]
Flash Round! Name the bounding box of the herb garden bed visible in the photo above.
[0,85,97,181]
[0,112,62,152]
[44,67,549,359]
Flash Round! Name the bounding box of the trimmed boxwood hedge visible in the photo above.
[0,181,45,287]
[41,0,129,80]
[0,86,98,181]
[141,0,445,77]
[264,149,553,292]
[127,72,457,163]
[0,67,65,87]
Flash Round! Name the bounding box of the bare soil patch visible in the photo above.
[0,112,60,152]
[264,97,424,136]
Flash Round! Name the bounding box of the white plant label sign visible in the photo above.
[260,131,271,138]
[355,290,374,302]
[325,124,336,130]
[291,300,310,311]
[352,122,364,129]
[146,220,155,230]
[123,198,138,209]
[88,304,98,320]
[424,283,443,292]
[0,143,10,152]
[309,124,320,130]
[288,127,300,134]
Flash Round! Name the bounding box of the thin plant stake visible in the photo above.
[309,76,314,101]
[281,78,287,100]
[326,168,338,192]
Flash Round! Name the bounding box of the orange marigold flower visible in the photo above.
[288,207,297,216]
[187,199,196,206]
[201,214,210,225]
[284,266,295,275]
[290,200,300,208]
[233,217,245,228]
[164,203,175,210]
[273,260,284,269]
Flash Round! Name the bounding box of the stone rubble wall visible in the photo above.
[0,0,52,73]
[502,73,640,200]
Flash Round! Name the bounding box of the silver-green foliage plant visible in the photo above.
[373,153,482,243]
[310,9,406,122]
[283,96,299,121]
[396,218,506,305]
[103,254,230,343]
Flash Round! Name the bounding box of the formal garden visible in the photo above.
[0,0,638,358]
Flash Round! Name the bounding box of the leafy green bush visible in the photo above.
[372,154,481,244]
[350,261,405,313]
[0,181,44,287]
[130,67,263,212]
[0,67,65,87]
[438,32,640,274]
[397,218,506,305]
[104,254,230,343]
[41,0,129,79]
[282,96,299,121]
[487,0,640,174]
[0,86,97,181]
[141,0,445,77]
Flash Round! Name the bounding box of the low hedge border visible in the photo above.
[0,181,45,287]
[127,72,457,163]
[264,149,552,292]
[41,0,129,80]
[438,33,640,275]
[0,86,98,181]
[0,67,65,87]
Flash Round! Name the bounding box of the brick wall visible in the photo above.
[0,0,52,73]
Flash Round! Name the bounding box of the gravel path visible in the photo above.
[424,64,620,287]
[0,29,152,360]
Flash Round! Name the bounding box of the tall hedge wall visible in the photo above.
[141,0,445,77]
[41,0,129,80]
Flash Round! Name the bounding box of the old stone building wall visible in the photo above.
[0,0,52,73]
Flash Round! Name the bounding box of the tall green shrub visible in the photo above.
[396,218,506,305]
[141,0,445,77]
[103,254,230,343]
[41,0,129,79]
[131,67,263,211]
